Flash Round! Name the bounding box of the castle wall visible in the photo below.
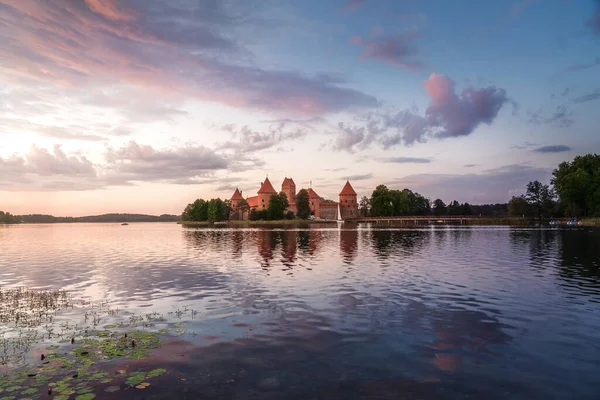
[310,198,320,217]
[339,194,358,219]
[319,204,338,220]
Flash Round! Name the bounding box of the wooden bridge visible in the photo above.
[346,215,525,225]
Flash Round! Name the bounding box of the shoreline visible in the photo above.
[179,217,600,228]
[179,219,339,227]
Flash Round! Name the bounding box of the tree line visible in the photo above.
[0,211,20,224]
[506,154,600,220]
[357,186,509,217]
[13,213,179,223]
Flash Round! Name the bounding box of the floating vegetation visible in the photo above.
[0,286,198,399]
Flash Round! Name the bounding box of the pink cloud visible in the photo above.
[331,73,510,150]
[342,0,367,9]
[351,31,423,71]
[423,73,509,138]
[83,0,135,21]
[0,0,378,116]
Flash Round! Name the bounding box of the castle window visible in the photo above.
[345,200,348,203]
[262,199,264,202]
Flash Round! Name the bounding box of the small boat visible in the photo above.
[121,223,129,226]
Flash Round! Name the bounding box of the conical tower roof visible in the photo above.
[339,180,357,196]
[257,177,277,194]
[231,188,243,201]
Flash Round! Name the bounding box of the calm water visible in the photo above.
[1,223,600,399]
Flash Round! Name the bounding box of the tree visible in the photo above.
[432,199,447,216]
[552,154,600,217]
[267,193,286,220]
[237,199,250,220]
[207,198,226,222]
[279,191,289,210]
[358,196,371,217]
[447,200,462,215]
[249,208,258,221]
[222,199,232,221]
[370,185,394,216]
[296,189,311,219]
[181,199,209,221]
[0,211,20,224]
[526,180,555,221]
[508,195,529,217]
[462,202,473,215]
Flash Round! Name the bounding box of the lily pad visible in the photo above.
[105,386,120,393]
[75,394,96,400]
[20,388,38,395]
[147,368,167,378]
[126,372,146,386]
[135,382,150,389]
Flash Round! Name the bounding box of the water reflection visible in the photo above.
[511,228,600,300]
[340,228,358,264]
[1,224,599,399]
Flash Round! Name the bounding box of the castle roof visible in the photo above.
[282,177,295,186]
[230,188,243,201]
[247,196,259,208]
[339,181,357,196]
[307,187,320,199]
[257,177,277,194]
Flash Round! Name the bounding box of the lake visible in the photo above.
[1,223,599,399]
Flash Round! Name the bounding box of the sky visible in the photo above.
[1,0,599,216]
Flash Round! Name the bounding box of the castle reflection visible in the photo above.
[340,227,359,264]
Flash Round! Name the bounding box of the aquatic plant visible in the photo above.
[0,286,197,398]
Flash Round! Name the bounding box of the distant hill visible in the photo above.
[19,213,179,223]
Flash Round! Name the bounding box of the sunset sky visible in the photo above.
[1,0,599,216]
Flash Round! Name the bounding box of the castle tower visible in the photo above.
[230,188,244,211]
[281,177,296,206]
[339,181,358,220]
[307,187,321,218]
[257,177,277,210]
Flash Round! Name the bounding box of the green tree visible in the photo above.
[508,195,529,217]
[296,189,311,219]
[447,200,462,215]
[552,154,600,217]
[358,196,371,217]
[181,199,209,221]
[222,199,232,221]
[462,202,473,215]
[237,199,250,220]
[207,198,225,222]
[411,192,431,215]
[267,193,287,220]
[0,211,20,224]
[526,181,555,221]
[370,185,394,217]
[432,199,447,216]
[249,208,258,221]
[279,191,289,210]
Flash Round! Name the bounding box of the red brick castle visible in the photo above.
[230,177,358,220]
